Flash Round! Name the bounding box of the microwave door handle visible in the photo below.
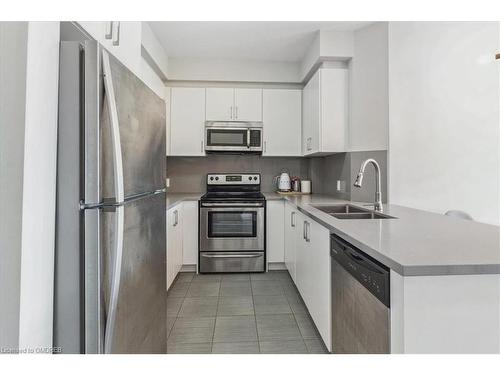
[247,129,250,148]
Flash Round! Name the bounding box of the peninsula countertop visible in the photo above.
[264,193,500,276]
[165,191,500,276]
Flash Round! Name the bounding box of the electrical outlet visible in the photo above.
[336,180,346,192]
[166,178,170,188]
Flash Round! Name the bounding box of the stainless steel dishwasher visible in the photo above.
[330,234,390,354]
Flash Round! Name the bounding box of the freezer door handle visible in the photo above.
[102,49,126,354]
[102,49,125,203]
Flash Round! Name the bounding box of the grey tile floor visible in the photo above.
[167,270,328,354]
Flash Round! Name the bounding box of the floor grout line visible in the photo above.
[249,276,261,353]
[167,271,327,354]
[209,276,222,353]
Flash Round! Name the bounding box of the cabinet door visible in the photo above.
[170,87,206,156]
[266,200,285,264]
[166,207,175,290]
[166,206,183,290]
[182,201,199,266]
[294,212,308,298]
[320,69,348,153]
[263,90,302,156]
[77,21,141,74]
[304,219,331,351]
[284,203,297,282]
[206,88,234,121]
[234,88,262,121]
[302,70,320,155]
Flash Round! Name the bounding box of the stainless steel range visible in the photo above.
[199,173,266,273]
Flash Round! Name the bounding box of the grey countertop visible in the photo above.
[166,193,203,210]
[166,191,500,276]
[265,193,500,276]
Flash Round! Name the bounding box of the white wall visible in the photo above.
[300,30,354,81]
[388,22,500,225]
[141,22,168,79]
[17,22,60,351]
[350,22,389,151]
[167,57,301,83]
[140,57,166,99]
[0,21,28,351]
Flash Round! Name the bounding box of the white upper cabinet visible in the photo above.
[262,89,302,156]
[302,68,348,156]
[206,88,234,121]
[77,22,141,74]
[234,88,262,121]
[302,70,320,154]
[206,88,262,122]
[169,87,206,156]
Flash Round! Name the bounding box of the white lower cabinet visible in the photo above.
[166,205,183,290]
[182,201,199,266]
[295,210,332,351]
[266,200,285,265]
[284,202,298,282]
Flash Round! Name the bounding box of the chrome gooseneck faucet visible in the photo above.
[354,158,383,212]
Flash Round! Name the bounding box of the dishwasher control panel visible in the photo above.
[331,235,390,307]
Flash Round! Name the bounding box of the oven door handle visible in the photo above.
[201,202,264,207]
[201,253,263,259]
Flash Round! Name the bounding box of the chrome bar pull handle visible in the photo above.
[112,21,120,46]
[291,211,296,227]
[173,210,178,226]
[105,21,113,39]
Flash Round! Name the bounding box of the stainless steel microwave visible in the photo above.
[205,121,263,153]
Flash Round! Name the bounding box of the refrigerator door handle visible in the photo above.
[103,206,124,354]
[102,49,126,353]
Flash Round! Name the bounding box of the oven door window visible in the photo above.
[206,129,248,147]
[208,211,257,238]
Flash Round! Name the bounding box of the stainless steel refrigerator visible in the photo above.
[54,25,166,354]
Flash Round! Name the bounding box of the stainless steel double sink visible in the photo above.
[311,204,396,220]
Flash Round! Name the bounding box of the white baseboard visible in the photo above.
[180,264,197,273]
[268,262,287,271]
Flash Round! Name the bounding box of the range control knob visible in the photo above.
[215,177,219,181]
[248,176,252,180]
[254,176,258,180]
[210,177,214,181]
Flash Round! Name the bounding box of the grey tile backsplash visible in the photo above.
[309,150,388,203]
[166,150,387,203]
[166,155,310,193]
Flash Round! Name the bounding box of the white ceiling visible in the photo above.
[148,21,371,62]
